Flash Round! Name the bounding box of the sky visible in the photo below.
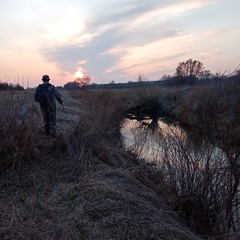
[0,0,240,88]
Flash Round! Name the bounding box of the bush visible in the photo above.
[159,75,240,237]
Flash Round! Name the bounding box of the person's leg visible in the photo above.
[49,106,56,138]
[41,106,50,135]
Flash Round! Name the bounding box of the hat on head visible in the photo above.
[42,75,50,82]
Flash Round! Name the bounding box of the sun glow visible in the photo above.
[43,14,85,43]
[74,70,84,79]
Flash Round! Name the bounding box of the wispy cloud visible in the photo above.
[41,0,223,82]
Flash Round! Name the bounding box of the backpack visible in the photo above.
[35,84,52,107]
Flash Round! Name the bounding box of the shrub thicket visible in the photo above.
[119,72,240,238]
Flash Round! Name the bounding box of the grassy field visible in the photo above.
[0,81,240,239]
[0,89,202,240]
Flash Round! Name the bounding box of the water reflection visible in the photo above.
[121,118,221,164]
[121,118,240,233]
[121,118,184,162]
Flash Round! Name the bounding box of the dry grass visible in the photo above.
[137,77,240,238]
[0,90,40,172]
[109,78,240,238]
[0,89,203,239]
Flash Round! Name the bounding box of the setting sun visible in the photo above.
[74,70,84,79]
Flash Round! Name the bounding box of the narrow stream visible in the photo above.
[121,118,240,232]
[121,118,183,162]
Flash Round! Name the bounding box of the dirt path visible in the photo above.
[56,90,82,133]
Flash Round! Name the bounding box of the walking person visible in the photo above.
[34,75,65,138]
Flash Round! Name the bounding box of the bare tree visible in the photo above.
[175,59,204,84]
[76,75,91,88]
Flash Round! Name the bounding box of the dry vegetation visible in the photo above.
[1,74,240,239]
[122,74,240,239]
[169,78,240,238]
[0,89,202,239]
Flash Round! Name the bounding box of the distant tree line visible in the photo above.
[63,59,240,90]
[0,82,24,91]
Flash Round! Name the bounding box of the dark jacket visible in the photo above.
[34,82,63,107]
